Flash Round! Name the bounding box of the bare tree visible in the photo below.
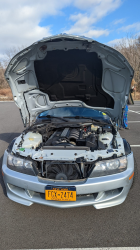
[1,45,25,68]
[112,34,140,93]
[113,34,140,81]
[0,62,9,88]
[0,46,25,88]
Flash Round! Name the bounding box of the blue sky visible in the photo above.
[0,0,140,59]
[39,0,140,44]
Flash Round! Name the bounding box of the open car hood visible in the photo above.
[5,34,134,126]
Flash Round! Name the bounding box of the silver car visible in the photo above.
[2,34,134,209]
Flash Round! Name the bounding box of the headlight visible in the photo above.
[89,156,127,178]
[7,153,38,176]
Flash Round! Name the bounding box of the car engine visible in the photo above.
[12,123,125,181]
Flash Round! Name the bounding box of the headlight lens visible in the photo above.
[7,154,37,176]
[89,156,127,178]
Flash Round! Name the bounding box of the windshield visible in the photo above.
[38,107,110,121]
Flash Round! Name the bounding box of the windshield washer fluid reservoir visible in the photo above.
[22,132,42,149]
[99,132,113,146]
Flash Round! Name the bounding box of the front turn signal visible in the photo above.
[129,172,134,180]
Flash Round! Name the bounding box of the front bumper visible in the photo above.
[2,150,134,209]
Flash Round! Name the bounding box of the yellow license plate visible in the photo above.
[45,186,76,201]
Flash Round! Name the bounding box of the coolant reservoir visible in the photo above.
[99,132,113,146]
[22,132,42,149]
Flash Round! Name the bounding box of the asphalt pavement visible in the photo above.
[0,101,140,250]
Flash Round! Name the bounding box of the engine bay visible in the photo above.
[12,122,125,181]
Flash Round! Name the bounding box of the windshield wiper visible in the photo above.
[64,116,99,122]
[64,116,111,125]
[65,115,90,119]
[43,115,68,122]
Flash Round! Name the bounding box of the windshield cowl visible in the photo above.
[38,107,110,120]
[35,107,112,127]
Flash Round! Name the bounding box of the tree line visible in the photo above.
[112,34,140,91]
[0,35,140,91]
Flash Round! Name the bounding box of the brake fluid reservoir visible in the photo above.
[22,132,42,149]
[99,132,113,146]
[91,125,99,131]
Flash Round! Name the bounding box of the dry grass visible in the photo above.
[132,92,140,100]
[0,88,13,100]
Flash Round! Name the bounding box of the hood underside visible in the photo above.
[5,34,134,126]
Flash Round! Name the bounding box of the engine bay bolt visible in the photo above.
[74,153,77,156]
[51,153,53,155]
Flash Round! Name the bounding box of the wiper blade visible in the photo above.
[44,115,68,122]
[64,116,99,122]
[64,116,111,125]
[64,116,91,119]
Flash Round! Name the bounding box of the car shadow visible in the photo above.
[0,155,7,197]
[0,133,21,144]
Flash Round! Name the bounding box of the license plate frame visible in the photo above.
[45,186,76,201]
